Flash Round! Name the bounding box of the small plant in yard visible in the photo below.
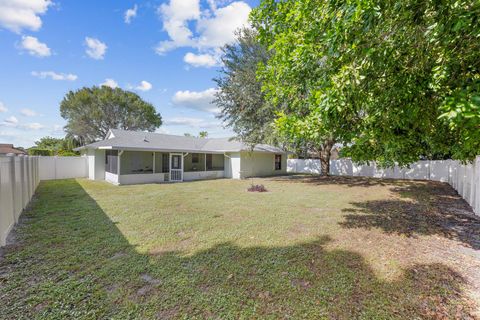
[247,184,268,192]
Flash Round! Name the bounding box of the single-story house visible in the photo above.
[75,129,287,185]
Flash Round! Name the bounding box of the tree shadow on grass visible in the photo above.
[0,179,477,319]
[272,174,406,188]
[340,182,480,250]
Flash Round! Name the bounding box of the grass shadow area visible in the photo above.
[272,174,408,188]
[340,181,480,250]
[0,179,477,319]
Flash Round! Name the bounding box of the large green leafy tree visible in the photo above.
[60,86,162,143]
[214,27,277,146]
[252,0,480,169]
[340,0,479,165]
[251,1,362,174]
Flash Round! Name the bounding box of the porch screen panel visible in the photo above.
[206,154,212,170]
[206,154,224,171]
[162,153,169,173]
[105,150,118,174]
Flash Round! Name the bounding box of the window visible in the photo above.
[192,153,199,163]
[105,150,118,174]
[274,154,282,171]
[206,154,212,170]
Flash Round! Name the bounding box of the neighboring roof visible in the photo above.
[75,129,286,154]
[0,144,27,155]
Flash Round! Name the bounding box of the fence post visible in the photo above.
[7,155,17,223]
[0,156,4,246]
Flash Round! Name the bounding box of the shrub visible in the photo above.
[57,149,80,156]
[28,148,53,156]
[247,184,268,192]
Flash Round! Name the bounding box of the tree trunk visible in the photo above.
[319,139,334,176]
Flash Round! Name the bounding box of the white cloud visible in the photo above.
[0,102,7,113]
[172,88,219,113]
[4,116,19,125]
[100,78,118,88]
[124,4,137,24]
[85,37,107,60]
[20,108,37,116]
[0,0,52,33]
[134,80,152,92]
[196,1,251,49]
[23,122,44,130]
[19,35,51,57]
[155,0,200,54]
[31,71,78,81]
[183,52,218,67]
[155,0,251,66]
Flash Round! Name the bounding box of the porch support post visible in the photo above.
[204,153,207,172]
[117,150,122,176]
[181,153,184,178]
[152,152,155,174]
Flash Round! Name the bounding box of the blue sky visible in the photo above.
[0,0,258,147]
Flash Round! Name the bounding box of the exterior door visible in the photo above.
[170,153,183,181]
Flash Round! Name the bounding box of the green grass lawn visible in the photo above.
[1,176,479,319]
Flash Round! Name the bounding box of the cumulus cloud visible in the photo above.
[134,80,152,92]
[20,108,37,117]
[85,37,107,60]
[0,0,52,33]
[1,115,47,132]
[100,78,118,88]
[196,2,251,49]
[183,52,218,68]
[155,0,250,67]
[155,0,200,54]
[19,35,51,57]
[31,71,78,81]
[124,4,137,24]
[172,88,219,113]
[0,102,7,113]
[3,116,19,126]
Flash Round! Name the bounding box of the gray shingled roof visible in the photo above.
[75,129,286,154]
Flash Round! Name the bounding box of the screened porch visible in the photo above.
[104,150,225,185]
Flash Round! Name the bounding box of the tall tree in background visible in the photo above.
[251,2,362,174]
[252,0,479,170]
[60,86,162,143]
[213,27,277,146]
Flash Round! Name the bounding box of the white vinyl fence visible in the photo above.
[288,157,480,216]
[0,155,40,246]
[1,155,88,247]
[39,156,88,180]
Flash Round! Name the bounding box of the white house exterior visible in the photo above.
[75,129,287,185]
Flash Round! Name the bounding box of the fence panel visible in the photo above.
[0,157,15,246]
[0,155,41,247]
[39,156,88,180]
[287,157,480,215]
[1,155,89,247]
